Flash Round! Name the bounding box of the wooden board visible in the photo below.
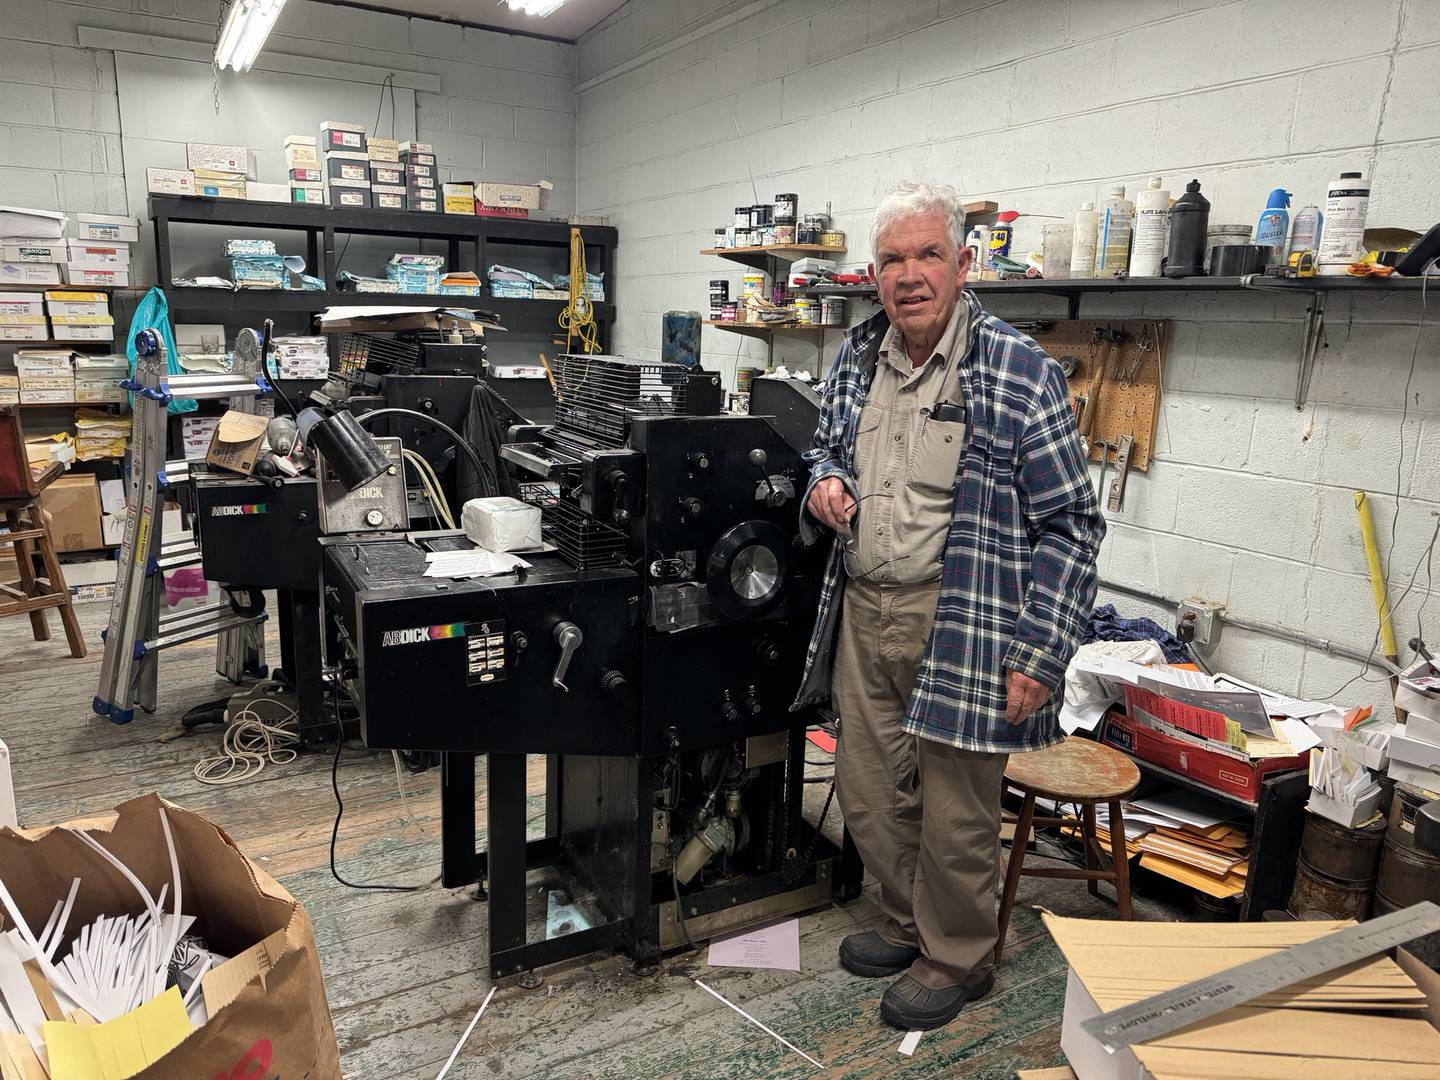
[1030,319,1166,472]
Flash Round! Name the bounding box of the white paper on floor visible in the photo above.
[706,918,800,971]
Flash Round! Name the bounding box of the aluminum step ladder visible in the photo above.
[93,328,272,724]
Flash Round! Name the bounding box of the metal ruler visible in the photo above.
[1080,900,1440,1052]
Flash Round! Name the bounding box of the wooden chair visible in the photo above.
[996,736,1140,960]
[0,407,86,658]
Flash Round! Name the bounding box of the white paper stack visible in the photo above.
[0,207,67,287]
[73,353,130,403]
[15,349,74,404]
[462,496,543,553]
[1308,745,1384,826]
[270,336,329,380]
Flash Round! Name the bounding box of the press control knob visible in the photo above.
[720,699,741,723]
[742,687,762,716]
[688,451,712,472]
[747,448,767,468]
[600,669,630,703]
[365,509,384,527]
[756,639,782,665]
[681,496,704,515]
[551,621,583,692]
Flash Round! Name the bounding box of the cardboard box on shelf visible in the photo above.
[320,121,366,152]
[324,153,371,182]
[0,325,48,341]
[75,386,127,403]
[369,163,403,187]
[146,167,196,196]
[19,387,72,404]
[245,182,290,203]
[289,167,322,184]
[0,313,47,326]
[407,198,439,214]
[443,183,475,215]
[77,213,140,243]
[477,180,552,211]
[60,554,119,601]
[2,239,66,263]
[49,313,114,326]
[15,350,74,375]
[64,265,129,287]
[0,374,17,389]
[290,185,326,205]
[51,323,114,342]
[18,375,74,391]
[186,142,250,172]
[0,293,45,316]
[67,240,130,268]
[206,410,269,475]
[0,390,17,405]
[328,188,372,210]
[0,261,62,285]
[44,290,109,317]
[38,472,104,551]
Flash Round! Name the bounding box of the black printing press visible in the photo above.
[318,356,861,978]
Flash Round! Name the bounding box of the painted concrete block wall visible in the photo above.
[0,0,576,245]
[576,0,1440,718]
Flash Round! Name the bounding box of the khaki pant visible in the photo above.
[832,576,1009,985]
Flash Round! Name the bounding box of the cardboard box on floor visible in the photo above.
[0,794,341,1079]
[1040,912,1440,1080]
[38,472,103,551]
[206,410,269,476]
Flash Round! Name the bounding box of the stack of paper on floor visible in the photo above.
[1045,913,1440,1079]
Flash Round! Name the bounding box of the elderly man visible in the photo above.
[793,182,1104,1030]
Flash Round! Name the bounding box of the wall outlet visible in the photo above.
[1178,599,1224,649]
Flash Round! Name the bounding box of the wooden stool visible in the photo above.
[996,737,1140,960]
[0,407,86,659]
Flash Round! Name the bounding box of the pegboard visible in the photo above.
[1026,319,1167,472]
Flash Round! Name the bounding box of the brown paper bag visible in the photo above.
[0,793,341,1080]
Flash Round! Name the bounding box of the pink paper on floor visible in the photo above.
[706,918,801,972]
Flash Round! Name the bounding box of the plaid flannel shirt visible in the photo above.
[791,293,1105,753]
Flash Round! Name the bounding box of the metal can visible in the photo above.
[774,224,796,245]
[734,207,750,230]
[821,230,845,249]
[713,227,727,249]
[774,193,798,225]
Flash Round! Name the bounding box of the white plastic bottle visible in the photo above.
[1130,176,1169,277]
[1097,185,1134,276]
[1071,201,1099,279]
[1317,171,1370,276]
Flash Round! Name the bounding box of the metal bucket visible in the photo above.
[1287,858,1372,919]
[1299,811,1387,881]
[1377,831,1440,906]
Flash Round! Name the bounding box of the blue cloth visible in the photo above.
[126,288,196,415]
[792,293,1106,753]
[1085,603,1192,664]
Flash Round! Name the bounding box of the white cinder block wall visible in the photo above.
[0,0,577,221]
[576,0,1440,719]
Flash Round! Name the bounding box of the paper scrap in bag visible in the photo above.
[44,985,191,1080]
[423,550,530,579]
[706,918,800,971]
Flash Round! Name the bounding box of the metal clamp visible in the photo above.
[551,621,583,692]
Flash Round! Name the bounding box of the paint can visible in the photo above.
[1287,859,1373,920]
[771,284,787,305]
[736,367,762,394]
[709,279,729,319]
[751,204,772,228]
[821,230,845,249]
[799,213,828,244]
[774,194,798,225]
[713,227,727,249]
[820,296,845,327]
[718,302,738,322]
[761,226,777,247]
[1203,225,1251,271]
[794,298,818,325]
[741,271,766,298]
[733,207,750,230]
[1299,811,1387,882]
[775,224,796,245]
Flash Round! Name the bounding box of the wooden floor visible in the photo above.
[0,600,1180,1079]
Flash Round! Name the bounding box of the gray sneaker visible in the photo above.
[837,931,922,978]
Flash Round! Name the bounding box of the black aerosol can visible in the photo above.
[1163,179,1211,278]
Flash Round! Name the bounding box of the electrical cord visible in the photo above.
[402,447,455,528]
[334,73,397,275]
[354,407,487,480]
[329,686,422,893]
[193,700,299,785]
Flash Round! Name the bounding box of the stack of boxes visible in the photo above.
[285,135,324,205]
[71,212,136,286]
[73,355,130,404]
[0,290,49,343]
[46,289,114,343]
[75,408,131,461]
[16,350,75,405]
[321,121,371,210]
[401,142,438,213]
[1,237,65,289]
[270,336,329,380]
[368,138,405,211]
[0,371,16,405]
[186,143,249,199]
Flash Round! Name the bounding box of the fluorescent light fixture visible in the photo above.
[215,0,288,73]
[505,0,566,16]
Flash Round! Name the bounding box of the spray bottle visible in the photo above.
[1071,201,1099,279]
[1130,176,1170,277]
[1253,188,1291,265]
[1287,204,1323,260]
[986,210,1020,271]
[1097,185,1134,276]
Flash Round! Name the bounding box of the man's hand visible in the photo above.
[1004,669,1050,726]
[807,476,857,536]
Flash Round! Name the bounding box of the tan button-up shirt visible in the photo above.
[843,300,971,585]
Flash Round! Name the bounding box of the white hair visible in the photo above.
[870,182,968,261]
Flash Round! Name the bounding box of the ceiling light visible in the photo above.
[505,0,566,17]
[215,0,288,73]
